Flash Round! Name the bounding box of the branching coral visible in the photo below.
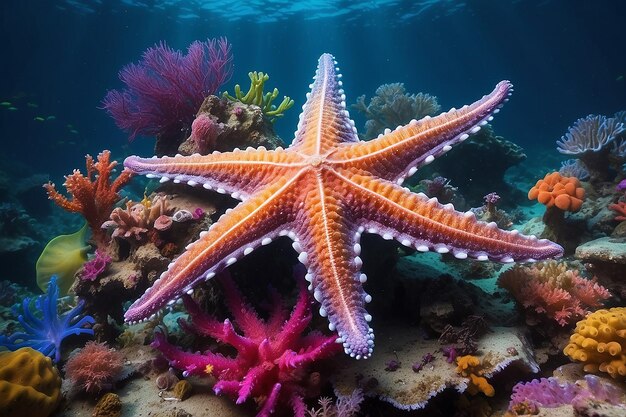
[152,273,341,417]
[498,261,611,327]
[103,37,233,141]
[102,194,174,241]
[64,341,125,394]
[559,159,590,181]
[223,71,294,121]
[43,150,133,250]
[563,307,626,379]
[352,82,440,139]
[0,276,95,362]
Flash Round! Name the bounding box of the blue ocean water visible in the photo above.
[1,0,624,178]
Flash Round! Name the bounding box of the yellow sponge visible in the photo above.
[564,307,626,379]
[0,348,62,417]
[456,355,495,397]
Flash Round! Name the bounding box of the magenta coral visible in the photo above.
[152,273,341,417]
[80,250,111,281]
[102,38,233,140]
[64,341,125,394]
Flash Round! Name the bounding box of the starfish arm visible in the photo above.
[291,53,359,156]
[339,172,563,261]
[124,149,304,199]
[292,175,374,359]
[330,81,513,183]
[124,177,298,322]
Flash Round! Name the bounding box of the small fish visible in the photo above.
[27,102,39,108]
[69,129,78,134]
[0,102,11,107]
[46,115,56,121]
[8,107,17,111]
[34,116,45,122]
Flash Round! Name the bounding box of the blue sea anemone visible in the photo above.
[0,275,95,362]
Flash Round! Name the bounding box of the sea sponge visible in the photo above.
[456,355,495,397]
[528,172,585,212]
[563,307,626,379]
[64,341,125,394]
[0,347,62,417]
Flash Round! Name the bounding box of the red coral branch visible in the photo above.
[44,150,133,250]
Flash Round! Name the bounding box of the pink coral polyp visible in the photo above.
[152,273,340,417]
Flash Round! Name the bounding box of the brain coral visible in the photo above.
[564,307,626,379]
[528,172,585,212]
[0,347,61,417]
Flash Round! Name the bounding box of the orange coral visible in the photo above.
[609,201,626,221]
[528,172,585,212]
[498,261,611,326]
[44,150,133,249]
[456,355,495,397]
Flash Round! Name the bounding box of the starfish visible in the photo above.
[123,53,563,359]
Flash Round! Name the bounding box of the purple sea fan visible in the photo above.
[556,114,624,155]
[102,37,233,140]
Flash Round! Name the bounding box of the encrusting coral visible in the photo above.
[44,150,133,250]
[563,307,626,379]
[152,272,341,417]
[64,341,126,394]
[498,261,611,327]
[223,71,294,122]
[455,355,495,397]
[0,275,95,362]
[0,347,62,417]
[528,172,585,212]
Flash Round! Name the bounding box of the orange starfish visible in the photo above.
[124,54,563,359]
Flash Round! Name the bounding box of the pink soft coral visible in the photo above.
[64,341,125,394]
[498,261,611,326]
[152,272,341,417]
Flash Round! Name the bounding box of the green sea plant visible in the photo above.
[223,71,294,121]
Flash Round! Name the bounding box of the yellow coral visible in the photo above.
[456,355,495,397]
[564,307,626,379]
[0,348,62,417]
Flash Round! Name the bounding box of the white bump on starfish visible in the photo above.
[364,294,372,303]
[501,256,515,263]
[353,243,361,255]
[146,173,156,179]
[423,115,431,120]
[365,314,372,322]
[470,125,481,134]
[494,108,501,113]
[416,244,429,252]
[488,116,494,122]
[424,155,435,164]
[288,231,297,240]
[319,306,327,317]
[443,203,455,211]
[476,253,489,261]
[443,145,452,152]
[202,183,212,190]
[460,133,470,141]
[329,322,336,331]
[435,245,450,254]
[159,177,170,183]
[186,289,194,295]
[338,80,343,86]
[243,247,254,256]
[359,273,367,283]
[305,273,313,283]
[314,289,323,302]
[354,256,363,268]
[463,211,476,219]
[187,180,198,187]
[226,257,237,266]
[401,239,412,247]
[261,237,272,245]
[486,221,498,229]
[454,251,468,259]
[298,251,309,264]
[384,128,391,134]
[367,227,378,234]
[408,166,418,176]
[396,178,404,185]
[382,233,393,240]
[292,241,302,252]
[216,188,226,194]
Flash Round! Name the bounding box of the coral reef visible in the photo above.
[64,341,125,394]
[223,71,294,121]
[36,223,89,295]
[575,237,626,303]
[80,249,112,281]
[0,347,61,417]
[563,307,626,379]
[102,38,233,148]
[153,273,341,417]
[44,150,133,250]
[102,194,175,242]
[498,261,611,327]
[0,275,94,362]
[556,114,625,182]
[559,158,590,181]
[352,82,440,139]
[177,95,285,155]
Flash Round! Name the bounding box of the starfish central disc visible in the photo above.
[123,53,563,359]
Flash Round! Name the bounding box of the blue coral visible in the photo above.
[0,275,94,362]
